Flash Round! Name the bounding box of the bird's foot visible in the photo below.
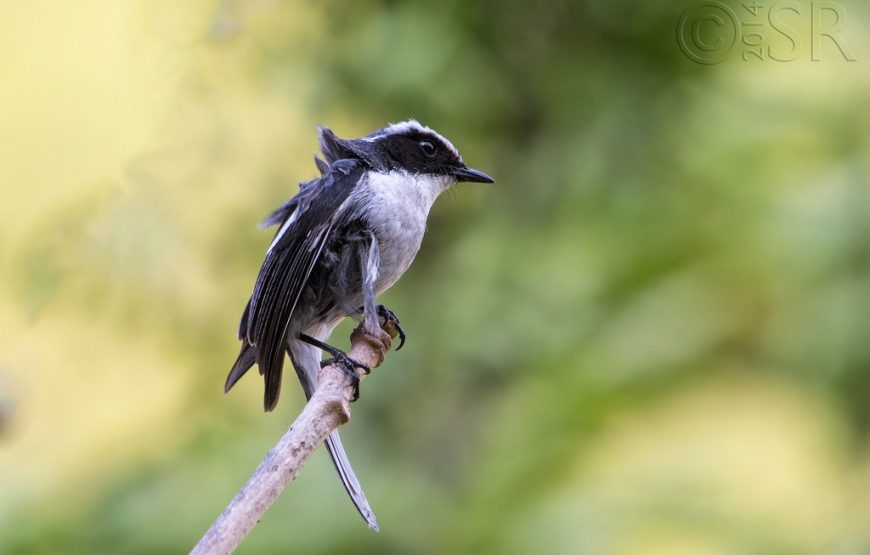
[320,353,369,402]
[377,304,406,350]
[299,333,370,401]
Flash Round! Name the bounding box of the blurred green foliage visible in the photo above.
[1,1,869,554]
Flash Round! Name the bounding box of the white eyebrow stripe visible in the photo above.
[373,120,463,161]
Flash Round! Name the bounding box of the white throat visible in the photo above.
[365,170,451,217]
[356,170,452,293]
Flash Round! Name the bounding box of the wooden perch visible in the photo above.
[191,324,395,555]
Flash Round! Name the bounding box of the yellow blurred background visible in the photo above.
[1,1,869,553]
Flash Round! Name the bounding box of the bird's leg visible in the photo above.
[298,333,370,402]
[376,305,406,351]
[353,304,406,351]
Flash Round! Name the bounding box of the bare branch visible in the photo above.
[191,325,394,555]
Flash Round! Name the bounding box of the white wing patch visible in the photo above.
[267,208,299,253]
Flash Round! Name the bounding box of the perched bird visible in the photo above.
[224,120,494,530]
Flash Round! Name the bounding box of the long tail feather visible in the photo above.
[325,432,379,530]
[288,336,379,530]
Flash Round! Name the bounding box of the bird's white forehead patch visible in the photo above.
[366,120,462,162]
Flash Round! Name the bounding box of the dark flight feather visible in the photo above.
[234,159,366,410]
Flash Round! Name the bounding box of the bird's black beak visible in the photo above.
[453,166,495,184]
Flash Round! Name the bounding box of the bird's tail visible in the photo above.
[289,337,380,531]
[324,431,379,530]
[225,341,256,394]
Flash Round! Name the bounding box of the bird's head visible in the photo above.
[318,120,495,184]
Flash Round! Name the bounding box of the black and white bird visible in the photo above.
[224,120,494,530]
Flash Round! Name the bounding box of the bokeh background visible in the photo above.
[2,1,869,553]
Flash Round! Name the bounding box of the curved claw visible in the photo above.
[395,325,406,351]
[376,305,406,351]
[300,333,369,401]
[319,354,369,401]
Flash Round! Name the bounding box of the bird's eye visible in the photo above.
[419,140,436,157]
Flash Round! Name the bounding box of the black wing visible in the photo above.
[228,159,366,411]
